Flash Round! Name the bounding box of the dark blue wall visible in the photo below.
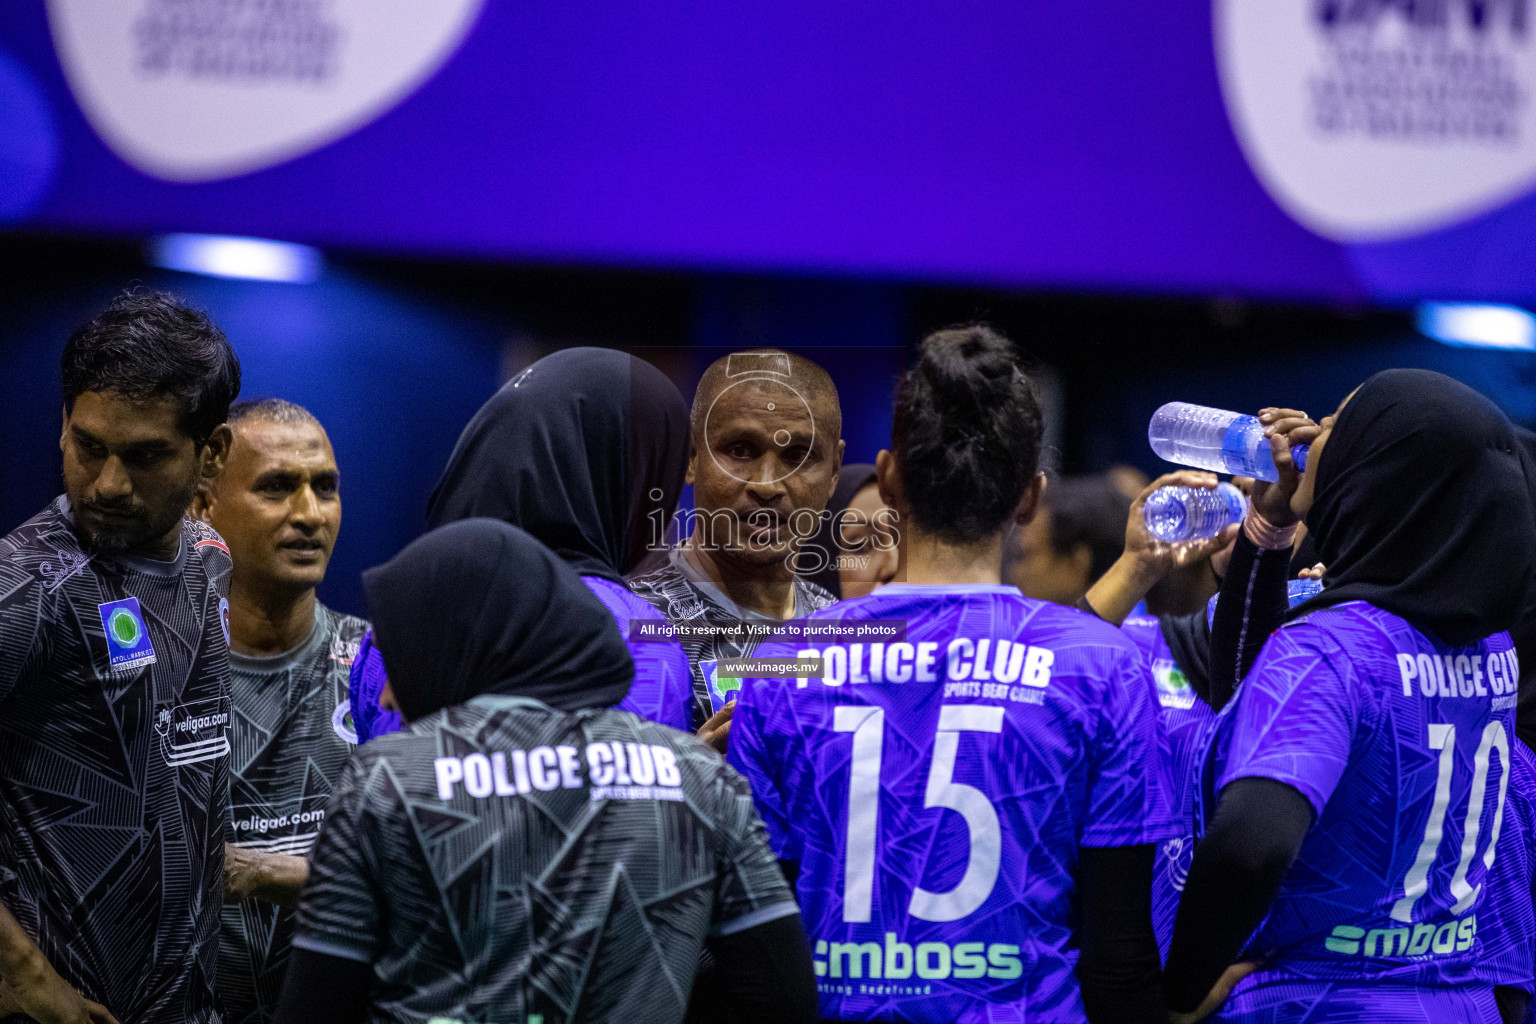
[0,255,503,617]
[6,242,1535,622]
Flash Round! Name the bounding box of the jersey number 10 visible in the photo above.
[1391,720,1510,924]
[835,704,1005,924]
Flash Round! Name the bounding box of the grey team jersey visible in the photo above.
[293,694,798,1024]
[0,498,232,1024]
[219,603,368,1024]
[627,547,836,728]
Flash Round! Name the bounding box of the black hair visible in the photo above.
[892,324,1043,545]
[1045,474,1131,583]
[229,398,320,429]
[61,289,241,445]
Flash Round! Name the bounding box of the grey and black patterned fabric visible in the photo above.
[0,497,232,1024]
[293,693,798,1024]
[219,603,368,1024]
[627,547,836,728]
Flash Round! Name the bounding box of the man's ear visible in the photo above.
[685,443,697,487]
[875,449,902,510]
[827,439,846,505]
[1013,473,1047,527]
[190,481,215,525]
[200,423,234,480]
[59,405,69,454]
[1068,542,1093,586]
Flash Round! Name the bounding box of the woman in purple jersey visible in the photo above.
[728,324,1178,1023]
[1164,370,1536,1024]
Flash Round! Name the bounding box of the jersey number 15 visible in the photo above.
[835,704,1004,924]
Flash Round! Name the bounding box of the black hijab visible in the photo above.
[426,348,689,583]
[362,518,633,722]
[803,463,879,598]
[1510,427,1536,751]
[1286,369,1536,646]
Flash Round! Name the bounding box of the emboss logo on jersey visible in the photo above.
[1326,916,1477,958]
[155,696,230,767]
[812,933,1023,989]
[218,597,231,646]
[97,596,156,671]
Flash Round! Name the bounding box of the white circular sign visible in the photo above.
[1216,0,1536,240]
[48,0,485,183]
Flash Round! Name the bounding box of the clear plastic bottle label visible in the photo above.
[1219,416,1268,478]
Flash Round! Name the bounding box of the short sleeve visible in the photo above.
[349,634,403,745]
[661,642,694,733]
[726,664,799,862]
[291,757,385,963]
[1081,645,1180,847]
[708,760,800,937]
[1215,625,1356,817]
[1477,739,1536,987]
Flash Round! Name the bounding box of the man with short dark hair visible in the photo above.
[0,290,240,1024]
[194,399,367,1024]
[628,350,844,740]
[1006,474,1130,607]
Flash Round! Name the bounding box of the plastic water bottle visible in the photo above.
[1208,576,1325,627]
[1287,577,1324,606]
[1143,482,1247,542]
[1148,403,1309,483]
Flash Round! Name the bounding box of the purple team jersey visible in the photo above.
[1206,600,1520,990]
[1479,736,1536,995]
[728,584,1178,1023]
[582,576,693,733]
[1126,580,1329,959]
[351,577,692,741]
[1119,614,1214,961]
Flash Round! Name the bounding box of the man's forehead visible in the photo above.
[711,379,816,416]
[231,419,334,469]
[713,374,841,423]
[71,390,184,440]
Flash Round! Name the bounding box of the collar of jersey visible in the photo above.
[228,603,328,670]
[464,693,561,714]
[668,544,807,621]
[56,495,187,576]
[871,583,1023,597]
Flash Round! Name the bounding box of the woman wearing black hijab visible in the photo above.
[425,346,694,731]
[273,519,817,1024]
[1164,370,1536,1023]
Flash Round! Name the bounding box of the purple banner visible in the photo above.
[1,1,1533,303]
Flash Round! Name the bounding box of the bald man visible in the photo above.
[194,399,367,1024]
[629,350,844,738]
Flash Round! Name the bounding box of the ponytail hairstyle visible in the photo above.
[892,324,1043,545]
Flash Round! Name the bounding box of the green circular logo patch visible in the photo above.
[110,608,141,646]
